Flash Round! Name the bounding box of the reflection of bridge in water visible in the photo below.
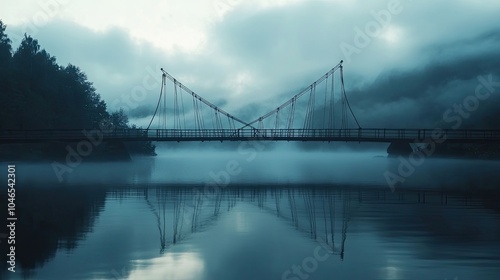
[143,187,239,254]
[140,186,352,258]
[135,185,498,260]
[250,188,352,259]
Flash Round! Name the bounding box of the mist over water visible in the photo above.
[17,147,500,189]
[3,148,500,280]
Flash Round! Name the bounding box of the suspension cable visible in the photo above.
[146,73,166,130]
[160,68,256,130]
[179,83,187,129]
[323,74,328,129]
[340,65,361,129]
[329,72,335,129]
[240,60,344,129]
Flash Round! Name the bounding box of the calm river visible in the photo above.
[2,150,500,280]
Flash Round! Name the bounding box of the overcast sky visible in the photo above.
[1,0,499,128]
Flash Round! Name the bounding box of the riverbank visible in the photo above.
[387,142,500,160]
[0,142,156,162]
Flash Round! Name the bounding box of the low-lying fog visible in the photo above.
[13,143,500,190]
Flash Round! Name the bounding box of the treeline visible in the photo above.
[0,20,155,156]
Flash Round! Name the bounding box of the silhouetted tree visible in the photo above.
[0,20,155,156]
[110,109,129,129]
[0,20,11,63]
[0,20,13,128]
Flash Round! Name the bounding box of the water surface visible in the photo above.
[2,151,500,280]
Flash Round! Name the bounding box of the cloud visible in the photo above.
[347,29,500,129]
[2,0,500,129]
[6,20,165,113]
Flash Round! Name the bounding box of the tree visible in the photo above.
[59,64,108,128]
[6,38,109,129]
[0,20,13,128]
[10,35,55,128]
[0,23,155,156]
[110,109,129,129]
[0,20,11,64]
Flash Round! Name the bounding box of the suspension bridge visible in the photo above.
[1,61,500,145]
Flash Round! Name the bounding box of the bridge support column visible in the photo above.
[387,141,413,157]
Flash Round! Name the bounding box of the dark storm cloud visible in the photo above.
[215,1,338,67]
[346,29,500,129]
[206,1,500,126]
[212,0,350,94]
[127,105,155,119]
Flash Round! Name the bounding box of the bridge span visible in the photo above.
[2,61,499,148]
[1,128,499,144]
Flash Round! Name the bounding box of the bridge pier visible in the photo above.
[387,141,413,157]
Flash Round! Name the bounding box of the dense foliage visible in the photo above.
[0,20,155,156]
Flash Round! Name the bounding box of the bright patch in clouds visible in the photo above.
[61,0,213,53]
[2,0,309,54]
[227,71,253,96]
[381,25,403,44]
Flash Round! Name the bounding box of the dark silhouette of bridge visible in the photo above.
[1,61,499,145]
[1,128,499,143]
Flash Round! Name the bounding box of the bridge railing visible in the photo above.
[1,128,500,142]
[356,128,500,141]
[143,128,500,141]
[0,128,149,141]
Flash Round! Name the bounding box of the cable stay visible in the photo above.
[157,68,256,130]
[239,60,360,130]
[148,61,360,134]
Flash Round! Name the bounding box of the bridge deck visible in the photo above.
[1,128,500,144]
